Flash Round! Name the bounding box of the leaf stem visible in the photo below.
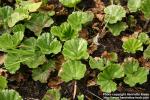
[74,6,82,11]
[143,20,149,30]
[93,20,109,45]
[73,80,77,99]
[86,89,103,100]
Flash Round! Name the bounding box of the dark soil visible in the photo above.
[0,0,150,100]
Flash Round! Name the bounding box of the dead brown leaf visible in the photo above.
[0,53,5,65]
[88,43,98,54]
[139,57,150,70]
[48,77,63,89]
[0,68,8,77]
[55,55,65,71]
[87,79,96,87]
[9,73,26,82]
[79,29,89,40]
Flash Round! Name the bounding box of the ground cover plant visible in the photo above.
[0,0,150,100]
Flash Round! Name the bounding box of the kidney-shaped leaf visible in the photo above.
[67,11,94,31]
[122,38,143,53]
[89,56,105,71]
[59,60,86,82]
[32,60,55,83]
[0,25,24,51]
[25,13,53,36]
[4,53,21,74]
[0,6,13,25]
[0,89,23,100]
[0,34,16,51]
[124,67,149,87]
[97,64,124,93]
[107,22,128,36]
[51,22,78,41]
[138,32,149,44]
[123,57,149,87]
[104,5,126,24]
[42,89,60,100]
[8,7,29,27]
[63,38,89,60]
[23,2,42,12]
[18,38,46,69]
[141,0,150,20]
[16,0,42,12]
[127,0,141,12]
[12,24,25,45]
[20,37,37,51]
[23,51,46,69]
[123,58,139,75]
[98,79,117,93]
[37,33,62,54]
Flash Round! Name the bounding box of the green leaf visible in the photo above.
[59,0,81,7]
[0,6,13,25]
[4,53,21,74]
[23,2,42,12]
[127,0,141,12]
[124,67,149,87]
[144,45,150,59]
[19,38,46,69]
[50,22,78,41]
[138,32,149,44]
[0,33,16,51]
[6,37,45,69]
[16,1,42,12]
[8,7,29,27]
[89,56,105,71]
[67,11,94,31]
[37,33,62,54]
[0,76,8,89]
[32,60,55,83]
[106,64,124,79]
[107,52,118,62]
[141,0,150,19]
[104,5,126,24]
[12,24,25,45]
[42,89,61,100]
[59,60,86,82]
[98,79,117,93]
[107,22,128,36]
[23,51,46,68]
[25,13,53,36]
[63,38,89,60]
[97,64,124,93]
[78,94,84,100]
[0,25,24,51]
[3,37,38,73]
[122,38,143,53]
[3,37,44,72]
[123,57,149,87]
[20,37,37,51]
[123,58,139,75]
[0,89,23,100]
